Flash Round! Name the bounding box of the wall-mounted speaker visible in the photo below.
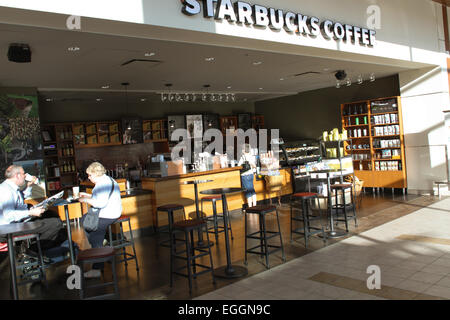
[8,43,31,63]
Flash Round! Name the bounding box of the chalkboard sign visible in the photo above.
[238,113,252,130]
[203,113,219,131]
[122,117,143,144]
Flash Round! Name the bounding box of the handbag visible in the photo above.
[83,177,114,232]
[240,154,252,173]
[240,161,251,173]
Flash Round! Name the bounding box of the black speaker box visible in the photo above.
[7,44,31,63]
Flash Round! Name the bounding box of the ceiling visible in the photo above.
[0,22,416,104]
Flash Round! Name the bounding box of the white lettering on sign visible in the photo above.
[180,0,376,47]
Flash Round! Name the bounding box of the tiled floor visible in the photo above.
[196,196,450,300]
[0,191,448,300]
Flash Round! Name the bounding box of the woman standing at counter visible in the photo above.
[238,144,257,208]
[78,162,122,278]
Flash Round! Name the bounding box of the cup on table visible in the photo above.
[72,186,80,199]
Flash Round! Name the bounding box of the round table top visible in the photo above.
[183,179,213,185]
[313,169,344,173]
[200,187,245,195]
[53,198,79,206]
[0,221,44,237]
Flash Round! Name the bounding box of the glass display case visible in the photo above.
[281,139,321,166]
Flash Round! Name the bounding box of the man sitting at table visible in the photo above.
[0,165,66,253]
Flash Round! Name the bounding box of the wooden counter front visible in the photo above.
[49,189,152,234]
[142,167,293,229]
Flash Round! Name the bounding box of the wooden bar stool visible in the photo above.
[108,215,139,271]
[200,195,233,244]
[156,204,186,248]
[290,192,327,248]
[77,247,119,300]
[330,184,358,232]
[170,219,215,293]
[244,205,285,269]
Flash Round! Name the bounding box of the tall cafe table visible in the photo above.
[200,187,248,278]
[312,169,352,239]
[53,199,81,265]
[182,179,214,248]
[0,221,44,300]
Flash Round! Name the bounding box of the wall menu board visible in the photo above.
[122,117,143,145]
[167,115,186,141]
[238,113,252,131]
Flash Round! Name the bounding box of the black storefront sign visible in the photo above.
[181,0,376,47]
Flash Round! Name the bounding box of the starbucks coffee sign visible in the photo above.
[181,0,376,47]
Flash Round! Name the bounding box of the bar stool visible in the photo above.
[200,195,233,244]
[9,234,47,287]
[156,204,186,248]
[330,184,358,232]
[290,192,327,248]
[77,247,119,300]
[108,215,139,271]
[244,205,285,269]
[170,219,215,293]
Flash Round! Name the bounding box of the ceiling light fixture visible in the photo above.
[67,46,80,52]
[159,84,236,103]
[144,52,155,57]
[205,57,215,62]
[101,85,110,89]
[357,75,363,85]
[253,61,262,65]
[122,82,132,130]
[335,73,376,89]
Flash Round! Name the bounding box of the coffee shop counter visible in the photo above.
[48,186,153,235]
[141,167,293,230]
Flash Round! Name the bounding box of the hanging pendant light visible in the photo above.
[122,82,131,130]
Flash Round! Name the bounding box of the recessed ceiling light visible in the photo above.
[279,78,284,81]
[101,85,110,89]
[258,87,263,90]
[96,98,103,102]
[227,86,232,89]
[140,98,147,102]
[253,61,262,65]
[205,57,215,62]
[144,52,155,57]
[68,46,80,52]
[45,98,53,102]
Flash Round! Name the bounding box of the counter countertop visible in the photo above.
[141,166,242,182]
[120,188,152,198]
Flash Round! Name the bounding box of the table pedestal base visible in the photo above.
[196,240,215,248]
[214,265,248,279]
[320,230,348,239]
